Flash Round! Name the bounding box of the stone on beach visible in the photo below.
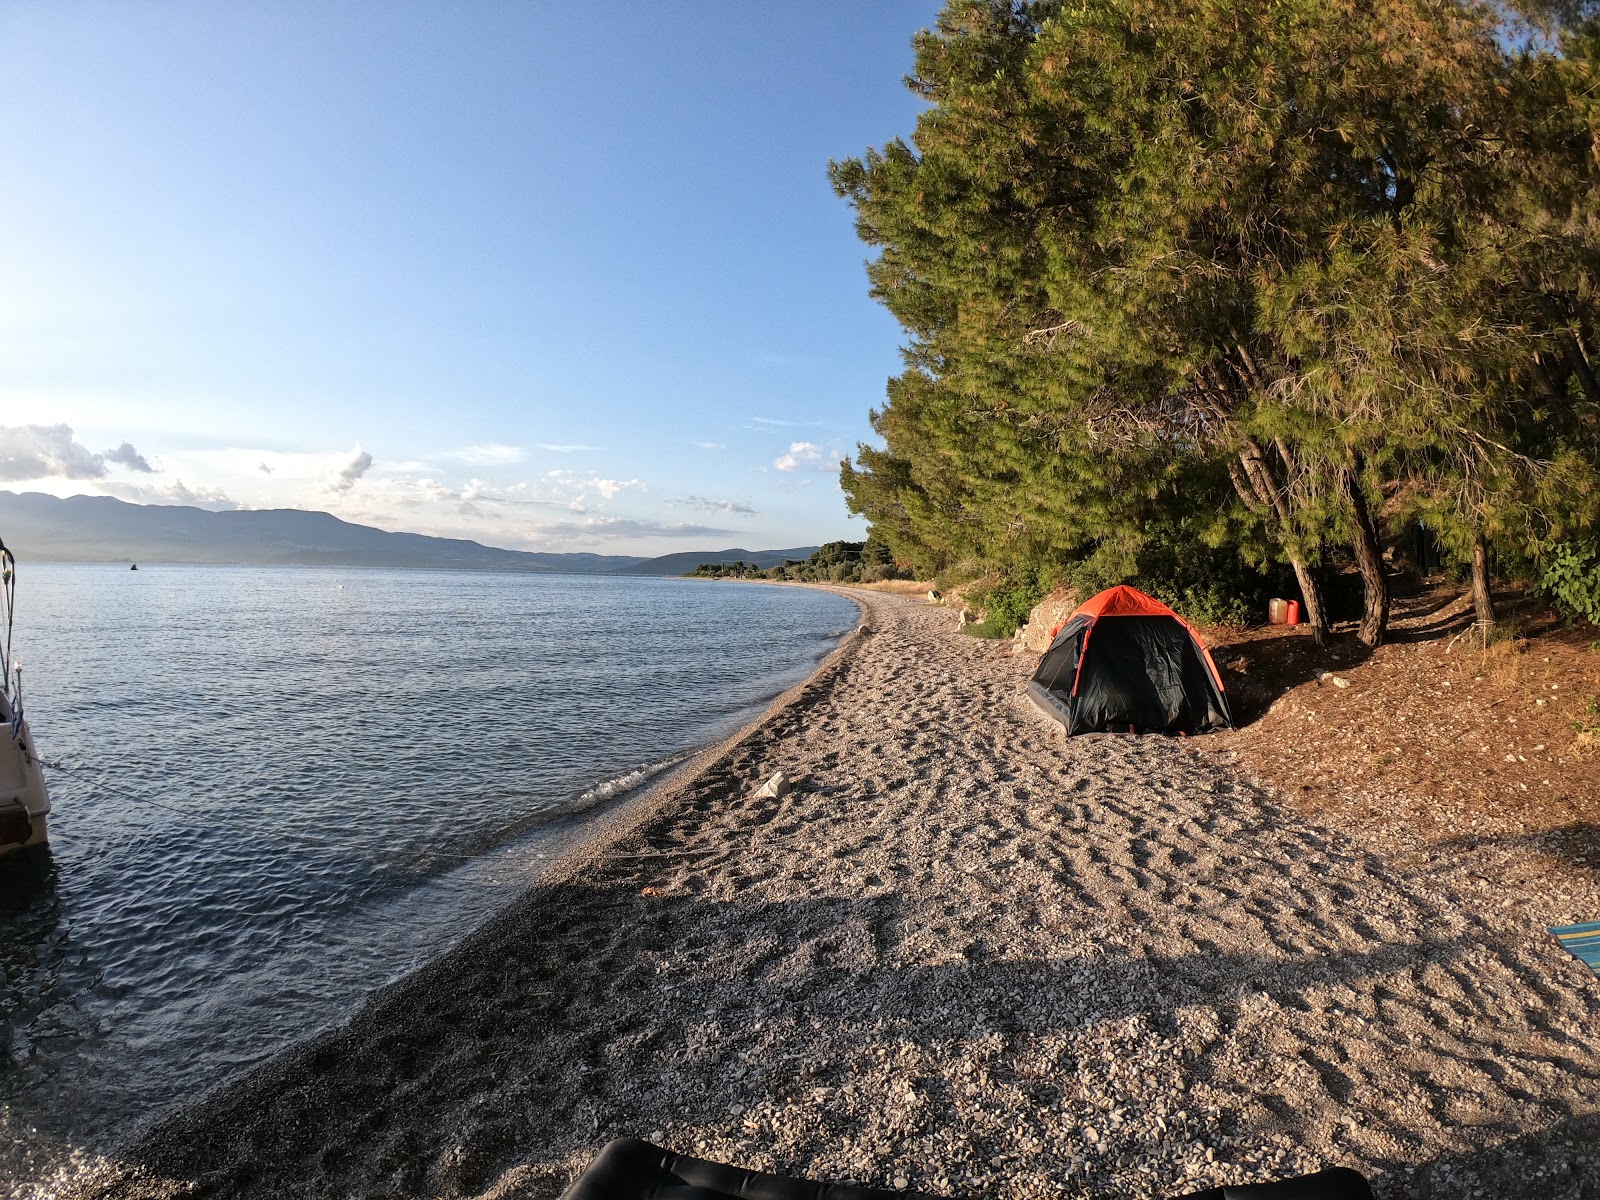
[753,770,790,800]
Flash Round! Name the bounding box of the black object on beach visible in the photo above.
[561,1138,1372,1200]
[1171,1166,1373,1200]
[560,1139,942,1200]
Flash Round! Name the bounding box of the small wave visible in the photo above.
[571,752,694,810]
[397,754,697,872]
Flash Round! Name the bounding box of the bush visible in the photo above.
[1165,581,1258,627]
[860,563,906,583]
[1048,528,1287,627]
[968,564,1060,638]
[1538,541,1600,626]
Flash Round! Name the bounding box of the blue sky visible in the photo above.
[0,2,936,554]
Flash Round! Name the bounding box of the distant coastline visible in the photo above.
[0,490,818,576]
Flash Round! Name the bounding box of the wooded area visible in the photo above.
[688,539,907,583]
[833,0,1600,645]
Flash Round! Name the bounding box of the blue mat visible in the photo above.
[1551,922,1600,975]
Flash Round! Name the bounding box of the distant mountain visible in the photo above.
[0,491,645,572]
[0,492,824,576]
[610,547,822,576]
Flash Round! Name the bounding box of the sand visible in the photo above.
[60,588,1600,1200]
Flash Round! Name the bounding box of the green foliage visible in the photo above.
[968,563,1060,638]
[832,0,1600,641]
[1133,536,1287,628]
[684,537,911,585]
[1056,526,1287,627]
[1537,541,1600,626]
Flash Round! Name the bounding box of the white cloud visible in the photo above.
[168,478,236,507]
[773,441,841,472]
[328,444,373,493]
[537,443,600,454]
[11,431,823,555]
[99,478,238,511]
[104,441,154,473]
[531,516,738,540]
[594,478,643,500]
[450,443,525,465]
[694,441,725,450]
[0,424,109,481]
[671,495,757,515]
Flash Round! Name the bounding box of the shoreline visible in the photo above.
[38,586,873,1195]
[64,587,1600,1200]
[467,584,872,908]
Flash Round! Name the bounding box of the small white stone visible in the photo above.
[753,771,790,799]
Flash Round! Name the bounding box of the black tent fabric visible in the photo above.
[559,1139,939,1200]
[558,1139,1371,1200]
[1028,586,1232,735]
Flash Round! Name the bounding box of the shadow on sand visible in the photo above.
[40,853,1598,1200]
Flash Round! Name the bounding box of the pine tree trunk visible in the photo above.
[1345,465,1389,649]
[1472,535,1497,630]
[1290,559,1329,645]
[1233,443,1329,645]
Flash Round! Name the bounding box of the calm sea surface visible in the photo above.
[0,564,858,1192]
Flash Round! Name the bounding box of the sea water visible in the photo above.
[0,565,859,1191]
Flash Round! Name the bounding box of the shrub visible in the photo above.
[1538,541,1600,626]
[1057,529,1284,627]
[859,563,906,583]
[968,564,1060,638]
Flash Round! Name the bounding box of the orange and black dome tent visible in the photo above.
[1028,585,1232,735]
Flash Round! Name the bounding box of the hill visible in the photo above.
[0,492,824,576]
[0,491,644,572]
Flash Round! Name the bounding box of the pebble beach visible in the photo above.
[60,588,1600,1200]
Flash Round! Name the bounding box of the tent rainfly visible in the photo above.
[1028,585,1232,735]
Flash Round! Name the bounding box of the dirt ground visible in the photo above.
[1196,575,1600,907]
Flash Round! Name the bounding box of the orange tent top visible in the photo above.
[1073,584,1179,621]
[1047,585,1180,640]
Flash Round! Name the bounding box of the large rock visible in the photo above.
[1019,586,1079,654]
